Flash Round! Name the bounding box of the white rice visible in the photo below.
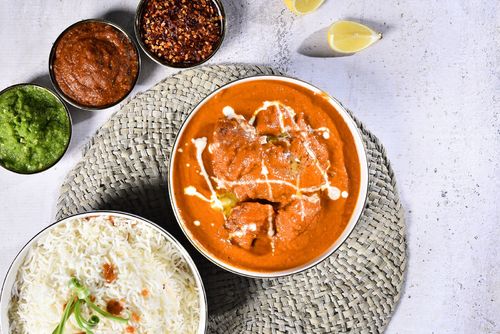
[8,214,200,334]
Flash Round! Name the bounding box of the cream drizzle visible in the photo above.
[184,186,211,202]
[223,105,256,136]
[247,101,338,199]
[183,102,344,234]
[313,127,330,139]
[302,193,321,203]
[299,199,305,221]
[249,101,297,134]
[208,143,218,154]
[261,160,273,200]
[267,205,275,254]
[229,223,257,239]
[183,138,223,210]
[281,104,340,201]
[266,205,275,237]
[295,174,306,221]
[212,177,340,197]
[222,106,236,118]
[215,102,342,201]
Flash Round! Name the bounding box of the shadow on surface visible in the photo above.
[102,8,135,35]
[101,8,160,85]
[298,27,351,58]
[343,17,392,37]
[219,0,248,49]
[29,73,93,126]
[94,181,253,317]
[298,19,390,58]
[29,73,52,89]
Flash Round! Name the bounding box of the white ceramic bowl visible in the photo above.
[0,211,207,333]
[168,75,369,278]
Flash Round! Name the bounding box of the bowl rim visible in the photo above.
[167,75,369,278]
[0,210,208,334]
[134,0,226,68]
[0,83,72,175]
[48,19,142,111]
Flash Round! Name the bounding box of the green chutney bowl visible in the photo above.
[0,83,72,175]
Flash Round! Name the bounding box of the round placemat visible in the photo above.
[56,64,406,333]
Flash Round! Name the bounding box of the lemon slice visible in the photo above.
[328,20,382,53]
[283,0,325,14]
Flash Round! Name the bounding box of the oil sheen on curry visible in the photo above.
[172,80,361,272]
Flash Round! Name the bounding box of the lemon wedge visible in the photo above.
[284,0,325,14]
[327,20,382,53]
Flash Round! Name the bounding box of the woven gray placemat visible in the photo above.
[56,64,406,334]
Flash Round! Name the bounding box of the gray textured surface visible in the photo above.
[55,64,406,333]
[0,1,499,333]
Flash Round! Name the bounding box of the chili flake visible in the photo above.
[140,0,224,66]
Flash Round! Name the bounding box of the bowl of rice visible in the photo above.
[0,211,207,334]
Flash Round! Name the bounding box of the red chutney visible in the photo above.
[52,21,139,108]
[172,80,361,272]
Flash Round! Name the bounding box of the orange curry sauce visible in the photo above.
[172,80,361,272]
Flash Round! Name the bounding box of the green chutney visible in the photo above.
[0,85,70,173]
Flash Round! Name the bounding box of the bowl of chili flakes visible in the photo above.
[135,0,226,68]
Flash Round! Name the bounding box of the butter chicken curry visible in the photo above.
[171,79,362,272]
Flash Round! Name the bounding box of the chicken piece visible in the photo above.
[275,194,322,242]
[210,111,332,204]
[258,142,297,203]
[230,176,272,203]
[227,141,296,203]
[211,118,262,182]
[225,202,274,253]
[254,104,289,136]
[288,134,330,189]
